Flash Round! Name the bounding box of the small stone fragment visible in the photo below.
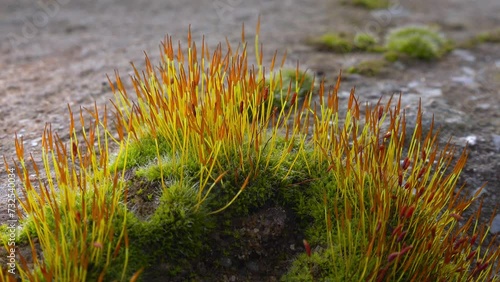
[490,214,500,234]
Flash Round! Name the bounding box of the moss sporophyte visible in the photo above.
[1,20,499,281]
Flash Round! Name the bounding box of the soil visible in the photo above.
[1,0,499,281]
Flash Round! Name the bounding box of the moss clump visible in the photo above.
[385,25,451,60]
[351,0,390,9]
[7,22,500,282]
[476,28,500,43]
[139,181,212,274]
[112,134,170,171]
[135,154,199,182]
[310,32,383,53]
[347,59,389,76]
[310,33,353,53]
[281,249,336,281]
[353,32,378,51]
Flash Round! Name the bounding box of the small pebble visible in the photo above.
[458,135,477,146]
[492,134,500,152]
[490,214,500,234]
[452,50,476,62]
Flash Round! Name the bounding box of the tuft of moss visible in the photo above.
[139,181,213,276]
[310,32,383,54]
[310,33,353,53]
[385,25,452,60]
[351,0,390,9]
[347,59,389,76]
[476,28,500,43]
[353,32,378,51]
[281,249,336,281]
[112,134,170,171]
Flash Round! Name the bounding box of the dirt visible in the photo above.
[1,0,499,280]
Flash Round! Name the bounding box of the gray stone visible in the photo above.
[490,214,500,234]
[452,49,476,62]
[492,134,500,152]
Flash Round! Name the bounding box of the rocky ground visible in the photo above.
[0,0,499,280]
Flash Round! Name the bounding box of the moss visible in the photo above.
[281,249,336,281]
[268,68,315,110]
[139,180,213,274]
[310,33,353,53]
[135,154,199,182]
[351,0,390,9]
[353,33,378,51]
[285,171,340,244]
[112,134,170,171]
[385,25,451,60]
[88,207,148,281]
[476,28,500,43]
[310,32,383,54]
[347,59,389,76]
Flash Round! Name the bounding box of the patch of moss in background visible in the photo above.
[476,28,500,43]
[385,25,452,60]
[351,0,390,9]
[353,32,379,51]
[347,59,389,76]
[309,33,353,53]
[309,32,383,54]
[268,69,316,110]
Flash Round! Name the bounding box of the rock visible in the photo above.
[456,135,478,147]
[417,87,442,97]
[452,49,476,62]
[490,214,500,234]
[492,134,500,152]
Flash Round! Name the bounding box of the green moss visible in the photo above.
[280,69,315,98]
[347,59,389,77]
[135,154,199,182]
[476,28,500,43]
[269,69,315,110]
[351,0,390,9]
[89,207,148,281]
[310,33,353,53]
[460,28,500,49]
[112,134,170,171]
[385,25,451,60]
[310,32,384,54]
[281,249,336,281]
[353,33,378,51]
[140,181,212,271]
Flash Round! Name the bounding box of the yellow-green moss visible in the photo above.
[112,134,170,171]
[310,33,353,53]
[268,68,316,110]
[354,33,378,51]
[385,25,452,60]
[351,0,390,9]
[310,32,383,53]
[139,181,212,268]
[476,28,500,43]
[347,59,389,76]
